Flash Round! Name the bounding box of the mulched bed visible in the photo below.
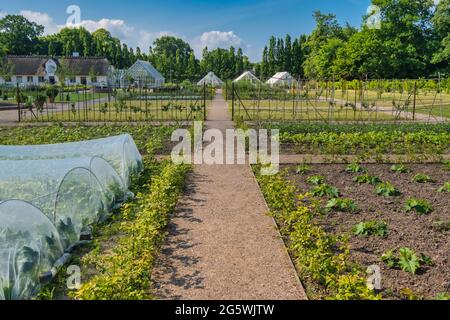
[283,163,450,300]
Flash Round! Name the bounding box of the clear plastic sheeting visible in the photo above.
[0,134,144,300]
[0,200,64,300]
[0,157,126,246]
[0,134,143,187]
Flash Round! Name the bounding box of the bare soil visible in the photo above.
[283,163,450,299]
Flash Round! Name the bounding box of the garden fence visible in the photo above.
[226,78,450,123]
[7,81,212,123]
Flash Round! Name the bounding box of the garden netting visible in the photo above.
[0,134,143,300]
[0,134,143,187]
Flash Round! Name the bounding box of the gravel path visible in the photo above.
[152,91,306,300]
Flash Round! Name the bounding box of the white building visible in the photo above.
[266,72,296,87]
[197,72,224,87]
[0,55,110,87]
[233,71,261,84]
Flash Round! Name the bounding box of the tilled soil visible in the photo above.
[283,163,450,299]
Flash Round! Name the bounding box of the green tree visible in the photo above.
[431,0,450,73]
[0,15,44,55]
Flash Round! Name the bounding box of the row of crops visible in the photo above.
[0,134,143,299]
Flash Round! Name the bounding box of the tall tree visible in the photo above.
[0,15,44,55]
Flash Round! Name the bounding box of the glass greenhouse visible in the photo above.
[0,134,143,300]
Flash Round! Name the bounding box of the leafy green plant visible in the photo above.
[306,175,326,185]
[310,184,340,198]
[442,160,450,171]
[436,292,450,300]
[353,174,381,185]
[404,198,433,215]
[353,221,388,237]
[437,182,450,193]
[295,164,311,175]
[345,163,365,174]
[375,182,401,196]
[382,247,432,275]
[390,164,411,173]
[326,198,359,213]
[412,173,434,183]
[432,219,450,232]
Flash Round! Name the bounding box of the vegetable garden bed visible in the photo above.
[266,163,449,300]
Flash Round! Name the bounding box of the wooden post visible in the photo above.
[412,81,417,121]
[203,82,207,121]
[17,83,21,122]
[231,82,235,121]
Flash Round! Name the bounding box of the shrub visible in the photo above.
[353,221,388,237]
[46,86,59,102]
[404,198,433,215]
[375,182,401,196]
[390,164,411,173]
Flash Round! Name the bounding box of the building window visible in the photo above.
[70,77,76,83]
[38,77,45,83]
[16,76,23,84]
[27,76,34,83]
[91,76,97,83]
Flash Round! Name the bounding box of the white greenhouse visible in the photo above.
[197,72,224,87]
[266,72,296,87]
[233,71,261,84]
[124,60,165,88]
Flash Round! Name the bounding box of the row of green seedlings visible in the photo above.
[295,162,450,279]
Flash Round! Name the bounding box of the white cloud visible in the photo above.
[14,10,261,60]
[20,10,60,35]
[193,31,242,57]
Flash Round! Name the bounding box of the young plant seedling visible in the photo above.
[442,160,450,171]
[390,164,412,173]
[353,221,388,237]
[295,164,311,175]
[306,175,326,185]
[437,182,450,193]
[326,198,359,213]
[381,247,432,275]
[432,219,450,232]
[353,173,381,185]
[375,182,401,196]
[345,163,366,174]
[404,198,433,215]
[310,184,340,198]
[412,173,434,183]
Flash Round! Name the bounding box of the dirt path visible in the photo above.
[152,90,306,300]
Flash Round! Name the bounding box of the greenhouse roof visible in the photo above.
[266,72,295,85]
[197,72,224,86]
[125,60,165,82]
[233,71,261,83]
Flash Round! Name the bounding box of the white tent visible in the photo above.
[266,72,296,87]
[125,60,165,88]
[197,72,224,87]
[233,71,261,84]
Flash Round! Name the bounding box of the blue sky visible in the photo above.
[0,0,372,61]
